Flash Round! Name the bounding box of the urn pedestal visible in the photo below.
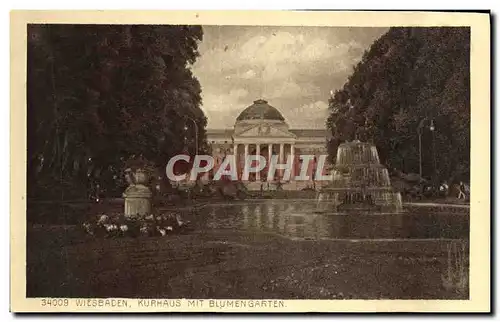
[123,169,152,217]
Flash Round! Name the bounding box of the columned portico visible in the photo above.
[207,98,330,190]
[232,141,297,182]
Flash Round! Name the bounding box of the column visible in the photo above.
[279,143,284,180]
[314,152,324,183]
[233,143,238,179]
[268,143,272,181]
[256,144,261,181]
[290,144,295,180]
[244,144,249,181]
[306,149,314,184]
[311,152,318,189]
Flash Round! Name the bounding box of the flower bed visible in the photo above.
[82,212,192,238]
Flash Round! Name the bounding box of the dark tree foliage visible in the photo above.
[327,27,470,184]
[27,24,207,199]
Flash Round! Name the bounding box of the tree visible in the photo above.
[327,27,470,183]
[27,25,206,199]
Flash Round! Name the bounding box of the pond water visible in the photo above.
[188,200,469,241]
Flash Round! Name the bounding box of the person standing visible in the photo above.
[457,181,466,200]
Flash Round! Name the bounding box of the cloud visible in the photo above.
[201,88,250,128]
[284,100,330,129]
[191,26,388,128]
[240,32,304,65]
[264,80,320,100]
[228,88,249,99]
[241,69,257,79]
[261,63,297,82]
[241,33,362,71]
[203,110,241,129]
[203,88,248,112]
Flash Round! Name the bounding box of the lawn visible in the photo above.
[27,224,468,299]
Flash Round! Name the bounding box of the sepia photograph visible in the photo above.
[10,10,490,312]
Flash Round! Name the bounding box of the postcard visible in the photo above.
[10,10,490,313]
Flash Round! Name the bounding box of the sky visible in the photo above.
[191,26,388,129]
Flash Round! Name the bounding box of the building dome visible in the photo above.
[236,99,285,121]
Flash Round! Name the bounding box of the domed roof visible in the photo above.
[236,99,285,121]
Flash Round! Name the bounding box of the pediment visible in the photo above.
[235,123,296,138]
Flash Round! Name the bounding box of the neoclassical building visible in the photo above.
[207,99,332,190]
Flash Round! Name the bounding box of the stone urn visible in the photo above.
[123,168,152,217]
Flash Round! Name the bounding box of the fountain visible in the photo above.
[318,140,403,213]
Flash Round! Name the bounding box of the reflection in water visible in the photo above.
[254,205,261,228]
[266,204,274,230]
[242,204,249,228]
[277,208,286,233]
[196,201,469,240]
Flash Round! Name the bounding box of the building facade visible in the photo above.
[207,99,332,190]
